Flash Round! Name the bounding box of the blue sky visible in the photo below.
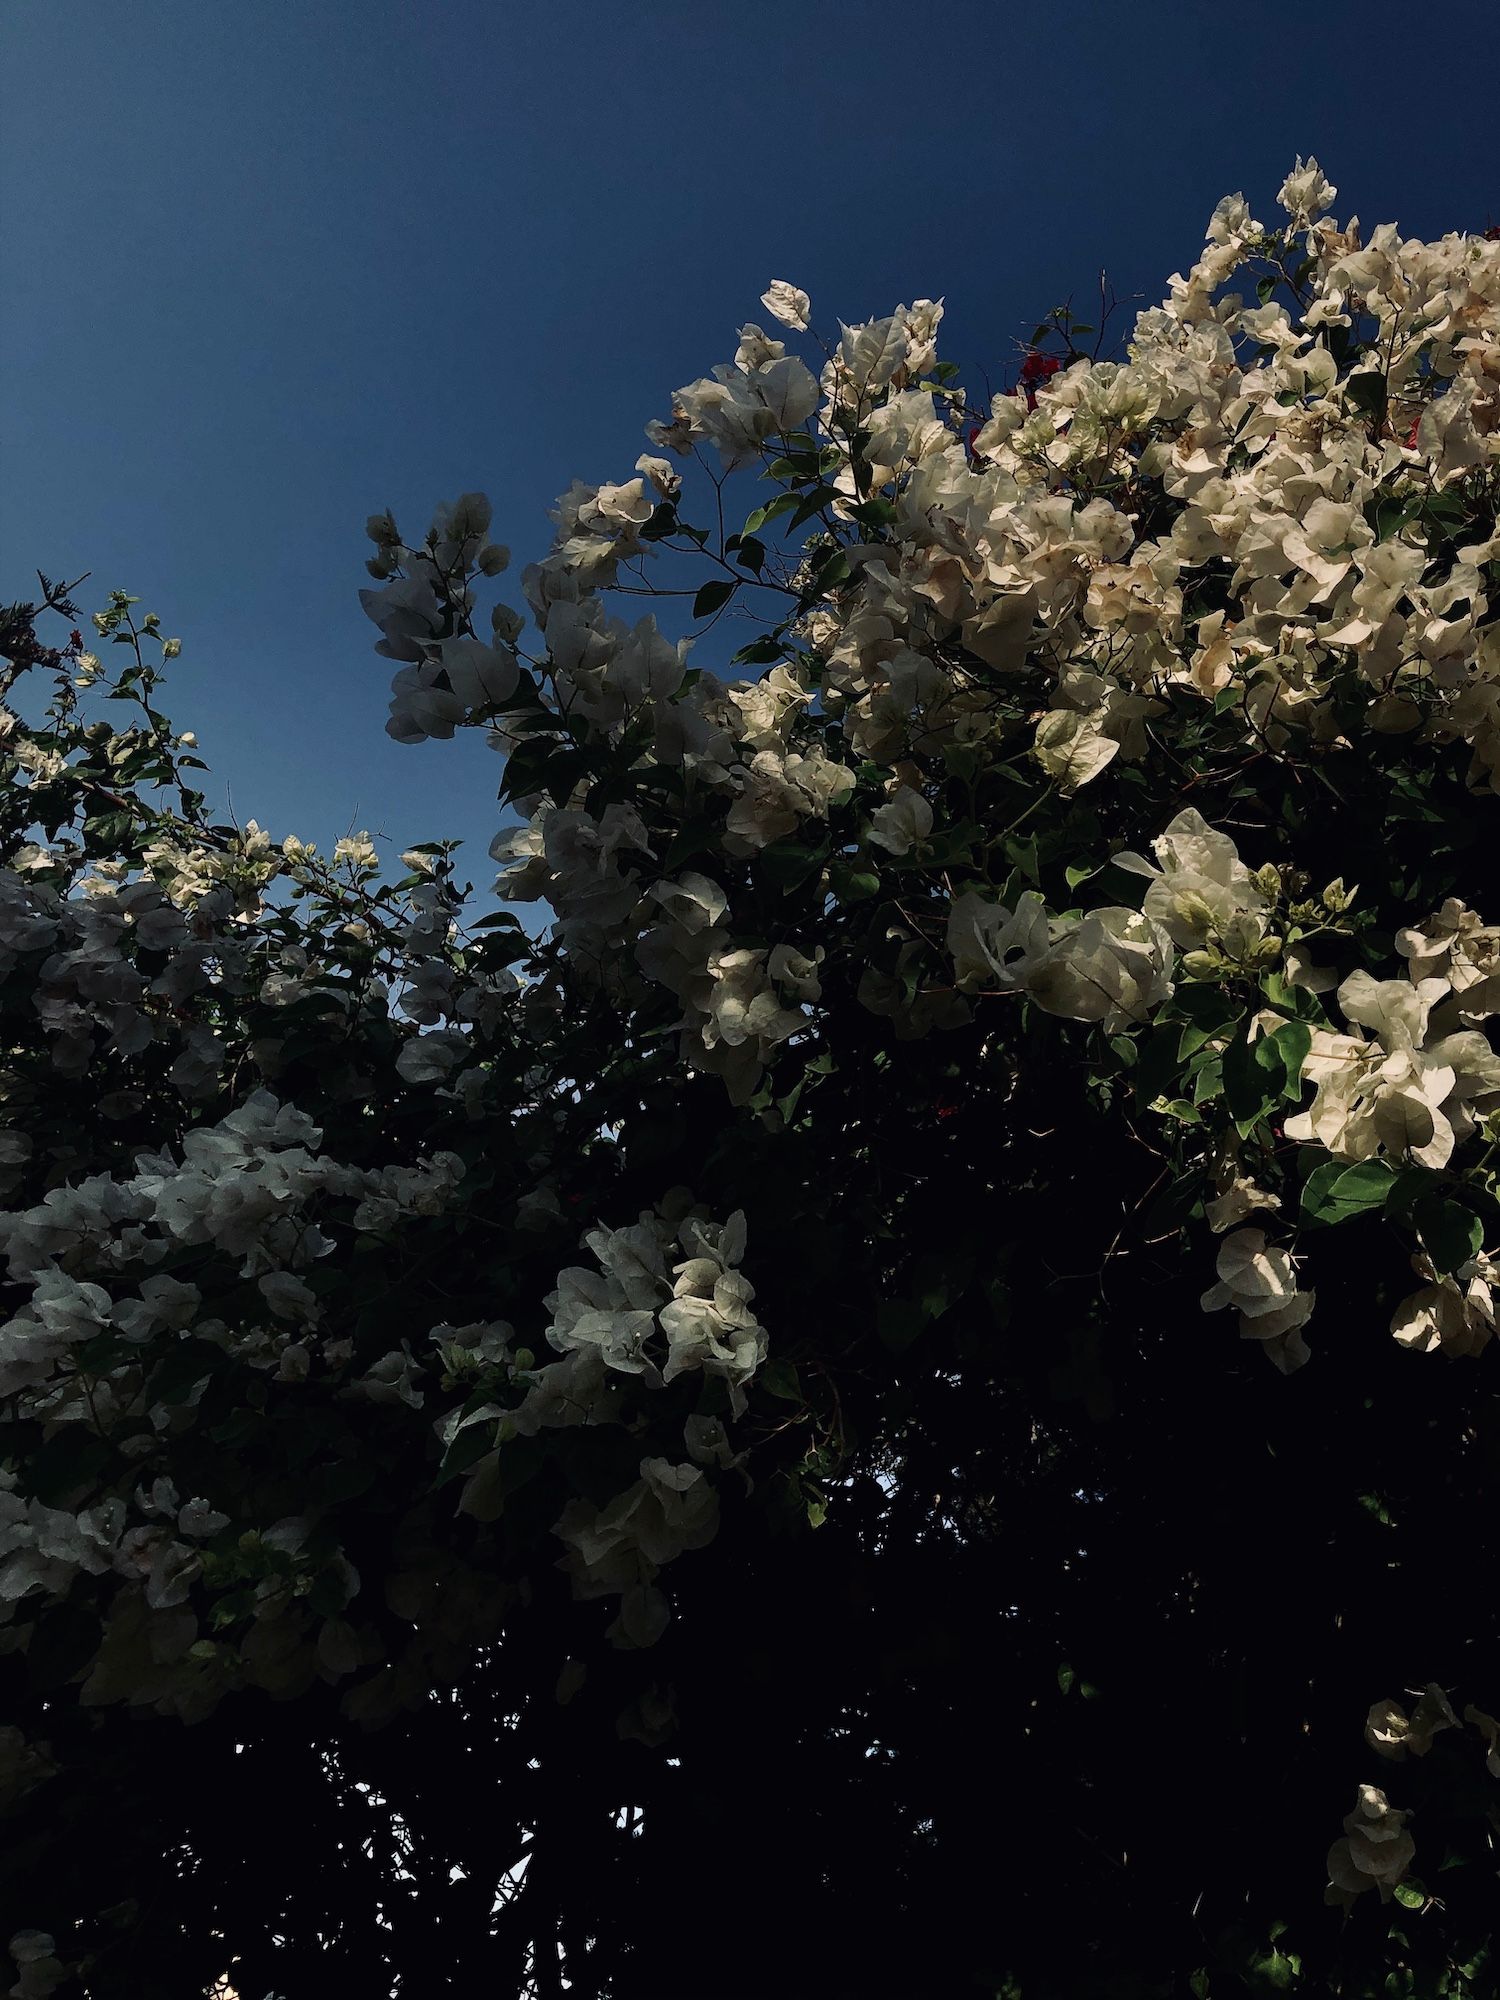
[4,0,1498,900]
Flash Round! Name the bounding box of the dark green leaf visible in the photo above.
[758,840,828,892]
[760,1359,803,1402]
[730,634,787,667]
[1223,1030,1278,1133]
[1345,371,1388,424]
[1301,1158,1396,1227]
[876,1300,927,1353]
[1413,1191,1483,1276]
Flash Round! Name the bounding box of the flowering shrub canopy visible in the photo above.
[6,161,1500,1996]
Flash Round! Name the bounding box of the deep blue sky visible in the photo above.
[4,0,1498,893]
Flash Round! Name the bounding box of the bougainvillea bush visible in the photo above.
[6,161,1500,1997]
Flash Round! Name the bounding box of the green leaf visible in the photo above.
[1393,1879,1425,1910]
[742,493,800,535]
[320,1458,377,1505]
[1135,1024,1184,1106]
[839,868,880,902]
[1249,1951,1297,1990]
[692,579,736,619]
[1413,1191,1483,1276]
[1300,1157,1396,1227]
[1383,1165,1433,1221]
[1157,1097,1203,1126]
[1223,1029,1279,1134]
[876,1300,927,1353]
[1177,1018,1222,1060]
[26,1427,114,1507]
[638,502,679,542]
[148,1338,224,1406]
[1190,1056,1223,1107]
[1006,835,1040,886]
[1266,1018,1312,1099]
[1260,970,1329,1024]
[82,809,136,855]
[1173,983,1239,1029]
[1346,370,1388,425]
[307,1567,353,1618]
[435,1421,496,1487]
[729,634,786,667]
[804,546,851,593]
[850,497,896,530]
[760,1358,804,1403]
[783,486,841,533]
[758,840,828,892]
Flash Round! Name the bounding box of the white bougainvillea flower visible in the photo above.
[1032,708,1119,791]
[1390,1250,1497,1358]
[1337,971,1447,1053]
[552,1458,720,1648]
[760,281,810,331]
[358,573,443,664]
[945,891,1050,995]
[1201,1229,1301,1317]
[1200,1229,1315,1373]
[1204,1172,1281,1235]
[670,355,820,467]
[437,634,519,710]
[1364,1684,1458,1761]
[868,784,933,856]
[1286,970,1500,1170]
[1397,899,1500,1019]
[1282,497,1374,600]
[1024,907,1175,1032]
[833,316,909,403]
[1278,155,1336,223]
[394,1027,469,1086]
[1114,809,1266,948]
[735,323,786,373]
[1326,1785,1415,1907]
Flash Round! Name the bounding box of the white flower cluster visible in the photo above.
[1328,1682,1500,1909]
[1390,1248,1498,1359]
[545,1199,768,1410]
[1286,969,1500,1171]
[1114,809,1273,956]
[635,874,823,1101]
[365,168,1500,1105]
[433,1196,766,1648]
[353,171,1500,1465]
[360,494,519,744]
[1111,810,1500,1375]
[1199,1229,1316,1375]
[1325,1784,1416,1909]
[552,1456,720,1650]
[0,860,257,1099]
[0,1089,470,1716]
[945,889,1175,1033]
